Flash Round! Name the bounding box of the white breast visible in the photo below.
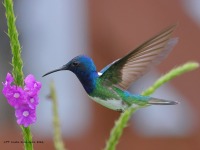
[89,96,128,111]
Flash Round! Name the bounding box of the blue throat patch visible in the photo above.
[76,71,98,94]
[70,55,98,94]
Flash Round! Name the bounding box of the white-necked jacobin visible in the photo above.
[43,25,178,112]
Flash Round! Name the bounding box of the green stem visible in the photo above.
[20,126,33,150]
[49,81,66,150]
[104,62,199,150]
[142,62,199,96]
[104,107,138,150]
[4,0,24,86]
[4,0,33,150]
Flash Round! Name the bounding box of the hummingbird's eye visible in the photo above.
[72,61,79,67]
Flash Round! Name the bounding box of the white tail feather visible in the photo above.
[148,98,179,105]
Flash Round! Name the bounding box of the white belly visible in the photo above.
[89,96,129,111]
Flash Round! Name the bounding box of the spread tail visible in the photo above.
[148,98,179,105]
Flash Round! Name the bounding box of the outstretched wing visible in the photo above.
[99,25,178,89]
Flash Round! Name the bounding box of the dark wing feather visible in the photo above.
[99,24,178,89]
[100,59,119,74]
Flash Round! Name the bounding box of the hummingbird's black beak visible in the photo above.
[42,64,68,77]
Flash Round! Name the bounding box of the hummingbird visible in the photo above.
[43,25,178,112]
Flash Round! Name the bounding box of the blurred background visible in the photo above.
[0,0,200,149]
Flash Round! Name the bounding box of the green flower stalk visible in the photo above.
[4,0,24,86]
[4,0,33,150]
[49,81,66,150]
[20,127,34,150]
[142,62,199,96]
[105,61,199,150]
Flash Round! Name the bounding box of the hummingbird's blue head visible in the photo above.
[43,55,98,94]
[66,55,97,74]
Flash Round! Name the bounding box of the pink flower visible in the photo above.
[4,73,14,86]
[15,104,36,127]
[3,85,26,108]
[24,74,41,97]
[27,95,39,109]
[2,73,41,127]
